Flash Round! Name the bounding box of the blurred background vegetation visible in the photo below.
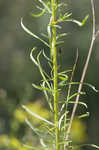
[0,0,99,149]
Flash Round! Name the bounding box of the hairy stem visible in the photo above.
[51,0,59,150]
[64,0,97,149]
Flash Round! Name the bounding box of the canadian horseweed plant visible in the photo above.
[21,0,99,150]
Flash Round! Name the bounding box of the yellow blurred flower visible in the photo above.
[14,109,25,123]
[13,100,50,125]
[10,137,21,148]
[71,119,87,143]
[26,100,51,124]
[0,134,10,146]
[0,135,27,150]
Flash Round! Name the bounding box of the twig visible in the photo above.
[64,0,99,149]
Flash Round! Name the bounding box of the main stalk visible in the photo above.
[51,0,59,150]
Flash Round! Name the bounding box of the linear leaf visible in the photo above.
[25,118,40,136]
[56,33,68,40]
[47,24,52,56]
[30,47,38,66]
[74,144,99,150]
[63,82,98,92]
[87,83,98,92]
[58,76,67,81]
[43,125,55,137]
[31,9,45,18]
[40,139,47,148]
[56,41,64,46]
[77,112,89,119]
[68,101,87,108]
[65,15,89,27]
[22,105,54,126]
[43,50,52,62]
[60,103,65,112]
[38,0,51,14]
[21,18,49,47]
[81,15,89,26]
[67,92,85,102]
[59,112,67,130]
[58,74,68,81]
[32,83,53,92]
[41,33,49,39]
[57,3,67,9]
[58,70,72,76]
[37,51,51,89]
[82,144,99,149]
[62,12,72,20]
[53,24,62,29]
[42,81,53,111]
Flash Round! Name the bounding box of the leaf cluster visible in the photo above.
[21,0,98,150]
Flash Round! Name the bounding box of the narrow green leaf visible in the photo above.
[41,33,49,39]
[67,92,86,102]
[32,83,53,92]
[63,82,98,92]
[25,118,40,136]
[30,48,51,85]
[68,101,87,108]
[36,5,44,11]
[53,24,62,29]
[42,50,52,62]
[70,19,83,26]
[85,144,99,149]
[59,112,67,130]
[58,70,72,75]
[58,74,69,86]
[75,144,99,150]
[57,3,67,9]
[56,41,64,46]
[42,81,53,111]
[21,18,49,47]
[47,25,51,42]
[37,51,51,89]
[57,13,72,23]
[43,125,55,137]
[58,76,67,81]
[56,33,68,40]
[47,24,52,56]
[86,83,98,92]
[23,144,44,150]
[30,47,38,66]
[31,9,45,18]
[81,15,89,26]
[65,15,89,27]
[40,139,47,148]
[83,82,98,92]
[22,105,54,126]
[58,74,68,81]
[60,103,65,112]
[62,13,72,20]
[78,112,89,119]
[38,0,51,14]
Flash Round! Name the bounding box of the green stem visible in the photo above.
[64,51,78,148]
[51,0,59,150]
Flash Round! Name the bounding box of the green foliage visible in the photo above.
[20,0,99,150]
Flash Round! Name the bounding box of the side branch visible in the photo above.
[64,0,99,149]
